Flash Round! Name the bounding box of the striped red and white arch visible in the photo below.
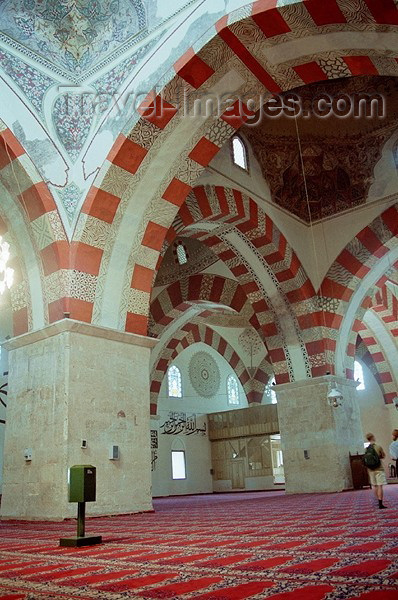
[0,125,66,335]
[150,321,271,415]
[69,0,398,339]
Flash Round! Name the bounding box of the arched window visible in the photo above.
[168,365,182,398]
[231,136,248,170]
[174,241,188,265]
[227,374,239,405]
[354,360,365,390]
[176,244,188,265]
[264,376,277,404]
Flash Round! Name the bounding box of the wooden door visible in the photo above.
[231,460,245,489]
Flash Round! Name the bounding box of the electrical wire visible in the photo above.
[293,114,335,374]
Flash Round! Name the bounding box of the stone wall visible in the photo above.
[1,321,155,520]
[275,376,364,494]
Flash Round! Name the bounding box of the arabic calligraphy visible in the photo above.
[151,430,158,449]
[151,450,158,471]
[160,412,207,436]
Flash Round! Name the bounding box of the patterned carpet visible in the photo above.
[1,487,398,599]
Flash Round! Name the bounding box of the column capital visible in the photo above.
[2,319,158,351]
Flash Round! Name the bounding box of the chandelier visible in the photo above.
[0,237,14,295]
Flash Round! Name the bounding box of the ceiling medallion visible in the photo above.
[189,351,220,398]
[201,368,209,380]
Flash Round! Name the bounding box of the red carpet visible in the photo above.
[0,487,398,598]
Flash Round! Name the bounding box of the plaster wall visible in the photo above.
[151,342,247,497]
[358,361,398,475]
[1,321,154,520]
[0,303,10,494]
[157,342,247,415]
[240,475,276,491]
[151,414,212,498]
[0,401,4,494]
[212,470,275,493]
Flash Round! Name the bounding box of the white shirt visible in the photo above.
[389,440,398,460]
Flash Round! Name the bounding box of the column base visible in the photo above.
[60,535,102,547]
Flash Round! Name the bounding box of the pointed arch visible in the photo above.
[70,0,398,335]
[150,322,272,415]
[320,203,398,376]
[372,280,398,334]
[162,185,321,381]
[150,274,257,338]
[355,322,397,404]
[0,125,67,334]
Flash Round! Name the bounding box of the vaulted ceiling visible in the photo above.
[0,0,211,230]
[243,76,398,222]
[0,0,147,76]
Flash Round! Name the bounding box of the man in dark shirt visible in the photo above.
[365,433,387,509]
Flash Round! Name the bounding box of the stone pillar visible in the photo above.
[1,320,156,520]
[275,376,364,494]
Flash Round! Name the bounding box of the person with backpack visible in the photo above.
[364,433,387,509]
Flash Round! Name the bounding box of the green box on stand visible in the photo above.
[69,465,96,502]
[60,465,102,547]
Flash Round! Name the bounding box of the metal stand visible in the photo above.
[77,502,85,537]
[60,501,102,547]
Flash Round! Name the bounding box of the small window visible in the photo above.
[232,136,248,170]
[168,365,182,398]
[354,360,365,390]
[227,374,239,405]
[264,376,277,404]
[172,450,186,479]
[176,244,188,265]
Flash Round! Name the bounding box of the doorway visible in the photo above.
[271,435,285,484]
[231,459,245,489]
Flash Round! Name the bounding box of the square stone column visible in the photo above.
[1,320,157,520]
[275,376,364,494]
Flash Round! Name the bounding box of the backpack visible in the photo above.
[363,444,381,470]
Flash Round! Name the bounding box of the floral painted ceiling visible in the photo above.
[0,0,147,77]
[0,0,221,232]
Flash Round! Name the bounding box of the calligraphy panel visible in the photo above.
[160,411,207,436]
